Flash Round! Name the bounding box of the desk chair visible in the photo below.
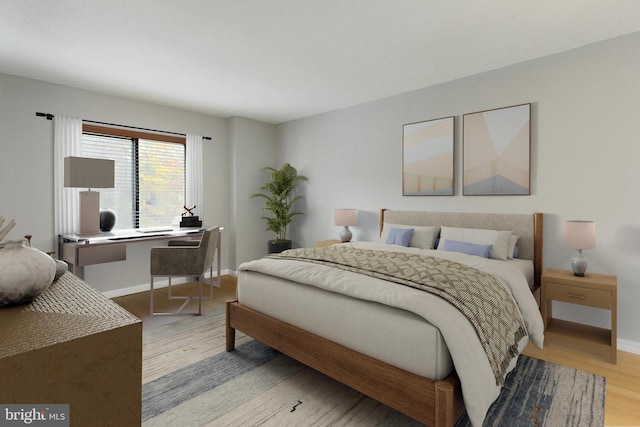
[150,226,221,315]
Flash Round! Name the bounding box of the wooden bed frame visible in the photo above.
[226,211,543,427]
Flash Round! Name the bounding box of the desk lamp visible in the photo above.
[64,156,115,235]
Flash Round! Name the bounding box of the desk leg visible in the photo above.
[66,263,83,279]
[57,234,64,260]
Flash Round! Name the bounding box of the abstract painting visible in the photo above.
[402,116,454,196]
[463,103,530,195]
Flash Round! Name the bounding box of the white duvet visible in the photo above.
[238,241,545,427]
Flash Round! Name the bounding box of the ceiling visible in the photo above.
[2,1,640,124]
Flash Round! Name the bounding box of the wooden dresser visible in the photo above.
[0,272,142,426]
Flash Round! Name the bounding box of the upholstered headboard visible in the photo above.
[380,209,543,289]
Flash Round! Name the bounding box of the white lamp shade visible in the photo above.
[334,209,358,226]
[64,156,115,189]
[64,156,114,235]
[563,220,595,250]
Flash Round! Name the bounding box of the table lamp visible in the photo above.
[334,209,358,242]
[563,220,595,277]
[64,156,115,235]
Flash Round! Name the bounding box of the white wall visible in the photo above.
[228,116,278,267]
[276,32,640,349]
[0,74,230,293]
[2,32,639,349]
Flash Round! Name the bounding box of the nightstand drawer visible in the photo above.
[545,282,612,309]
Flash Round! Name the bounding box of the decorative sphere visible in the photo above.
[100,209,117,232]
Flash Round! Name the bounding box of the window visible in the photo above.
[81,125,186,229]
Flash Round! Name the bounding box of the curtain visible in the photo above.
[54,116,83,237]
[185,134,204,221]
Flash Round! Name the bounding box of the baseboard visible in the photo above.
[618,338,640,355]
[102,269,233,299]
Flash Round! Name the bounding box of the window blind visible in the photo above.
[138,139,185,228]
[82,133,185,229]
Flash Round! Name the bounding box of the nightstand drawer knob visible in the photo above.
[567,293,586,299]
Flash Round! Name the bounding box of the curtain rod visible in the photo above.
[35,112,212,141]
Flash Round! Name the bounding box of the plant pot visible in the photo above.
[268,240,292,254]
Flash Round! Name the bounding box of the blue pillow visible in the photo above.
[386,228,414,247]
[441,239,493,258]
[513,245,519,258]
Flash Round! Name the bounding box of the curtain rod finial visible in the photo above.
[35,112,54,120]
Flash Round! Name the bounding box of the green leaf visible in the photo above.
[251,163,309,241]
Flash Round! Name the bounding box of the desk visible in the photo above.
[58,227,204,278]
[0,272,142,425]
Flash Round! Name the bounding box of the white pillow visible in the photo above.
[380,223,440,249]
[437,226,512,260]
[508,234,519,259]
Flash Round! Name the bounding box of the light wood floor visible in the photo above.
[112,275,238,330]
[113,276,640,426]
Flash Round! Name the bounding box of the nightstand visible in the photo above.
[541,268,617,363]
[314,239,342,248]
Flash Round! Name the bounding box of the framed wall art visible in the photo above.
[463,103,531,195]
[402,116,454,196]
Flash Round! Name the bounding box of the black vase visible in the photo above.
[268,240,292,254]
[99,209,117,232]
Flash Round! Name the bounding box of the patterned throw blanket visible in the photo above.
[267,246,527,385]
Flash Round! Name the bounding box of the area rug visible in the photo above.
[142,309,605,426]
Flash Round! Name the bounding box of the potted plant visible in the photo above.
[252,163,309,253]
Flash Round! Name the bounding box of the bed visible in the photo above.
[226,210,544,426]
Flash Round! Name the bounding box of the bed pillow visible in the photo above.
[380,223,440,249]
[385,227,414,246]
[441,239,493,258]
[508,234,520,259]
[437,226,512,260]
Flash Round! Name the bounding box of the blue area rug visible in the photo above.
[142,339,281,422]
[143,336,605,426]
[455,354,605,426]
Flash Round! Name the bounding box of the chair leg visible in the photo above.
[198,268,217,301]
[209,265,214,299]
[151,275,203,316]
[198,274,203,315]
[150,276,154,316]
